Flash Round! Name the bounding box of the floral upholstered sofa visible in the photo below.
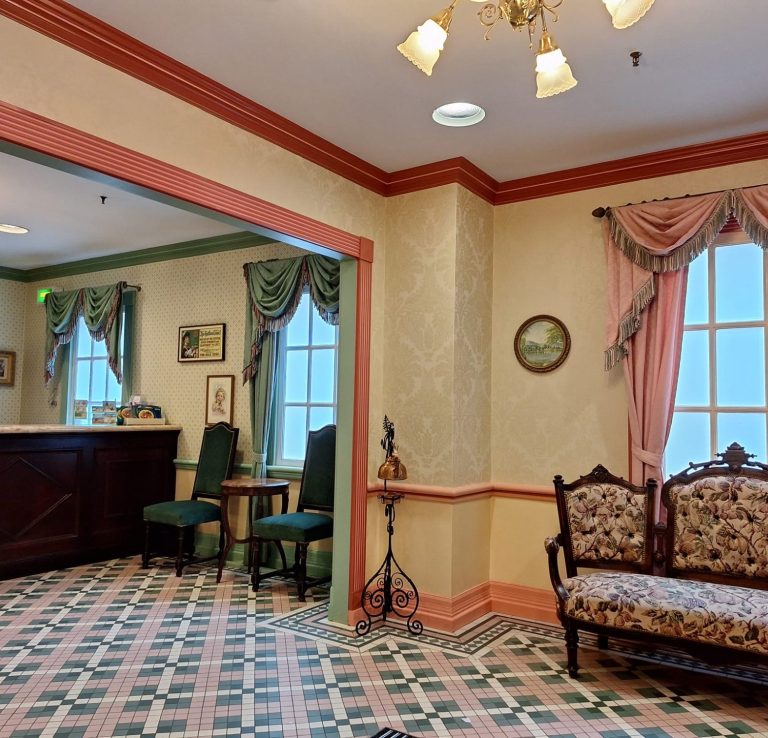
[545,443,768,678]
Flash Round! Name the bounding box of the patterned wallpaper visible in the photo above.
[454,188,493,485]
[0,278,26,424]
[21,241,306,462]
[384,186,458,486]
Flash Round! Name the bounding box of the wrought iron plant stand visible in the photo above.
[356,417,422,636]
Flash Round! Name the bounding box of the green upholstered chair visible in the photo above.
[251,424,335,601]
[142,422,238,576]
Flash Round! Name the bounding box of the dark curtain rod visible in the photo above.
[591,183,755,219]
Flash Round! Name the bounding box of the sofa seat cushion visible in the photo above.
[143,500,220,527]
[564,572,768,656]
[253,512,333,543]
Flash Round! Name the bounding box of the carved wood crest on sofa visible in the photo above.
[546,443,768,678]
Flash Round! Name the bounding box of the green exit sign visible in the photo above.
[37,288,52,304]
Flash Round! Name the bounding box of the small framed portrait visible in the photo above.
[514,315,571,373]
[0,351,16,386]
[206,375,234,426]
[178,324,225,362]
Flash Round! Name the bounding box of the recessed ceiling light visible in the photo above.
[432,102,486,127]
[0,223,29,234]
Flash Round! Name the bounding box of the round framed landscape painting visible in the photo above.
[514,315,571,373]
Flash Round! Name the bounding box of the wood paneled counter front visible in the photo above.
[0,425,181,579]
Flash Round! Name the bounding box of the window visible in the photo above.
[64,293,134,425]
[665,236,768,471]
[273,291,338,466]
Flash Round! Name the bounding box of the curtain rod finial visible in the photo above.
[592,207,607,219]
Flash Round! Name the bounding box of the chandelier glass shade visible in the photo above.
[397,0,655,98]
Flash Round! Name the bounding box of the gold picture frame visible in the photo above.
[0,350,16,386]
[514,315,571,373]
[178,323,225,362]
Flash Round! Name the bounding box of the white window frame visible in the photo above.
[669,232,768,461]
[272,291,338,467]
[65,314,125,425]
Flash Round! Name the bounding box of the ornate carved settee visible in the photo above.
[546,443,768,678]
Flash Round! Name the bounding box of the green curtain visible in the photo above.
[243,255,340,476]
[45,282,126,385]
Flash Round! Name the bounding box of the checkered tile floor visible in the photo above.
[1,558,768,737]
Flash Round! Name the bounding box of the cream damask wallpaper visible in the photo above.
[454,188,493,486]
[21,241,305,462]
[0,278,26,424]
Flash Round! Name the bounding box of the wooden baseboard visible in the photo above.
[412,581,559,632]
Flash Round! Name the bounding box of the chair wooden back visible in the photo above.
[297,424,336,513]
[554,464,656,578]
[191,422,239,501]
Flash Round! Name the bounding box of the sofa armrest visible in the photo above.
[545,534,569,604]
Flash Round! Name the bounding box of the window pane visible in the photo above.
[74,360,91,401]
[285,350,308,402]
[684,252,708,325]
[716,244,763,323]
[282,406,307,460]
[717,413,767,461]
[92,337,108,358]
[312,308,336,346]
[310,406,334,431]
[716,328,765,406]
[106,366,121,401]
[286,294,310,347]
[91,358,108,400]
[310,349,335,403]
[665,412,710,476]
[676,330,709,406]
[76,318,91,356]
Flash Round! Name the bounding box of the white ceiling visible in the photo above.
[0,152,239,270]
[66,0,768,182]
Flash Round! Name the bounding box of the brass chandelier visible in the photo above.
[397,0,656,98]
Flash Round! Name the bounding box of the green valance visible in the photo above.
[242,255,339,383]
[45,281,127,384]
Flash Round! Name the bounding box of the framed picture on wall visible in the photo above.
[0,351,16,386]
[205,375,235,426]
[178,323,226,362]
[514,315,571,373]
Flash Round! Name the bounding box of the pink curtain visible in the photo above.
[624,269,688,495]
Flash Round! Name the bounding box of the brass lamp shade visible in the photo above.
[378,451,408,482]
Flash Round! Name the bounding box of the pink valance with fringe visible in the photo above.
[605,184,768,369]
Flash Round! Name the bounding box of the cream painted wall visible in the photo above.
[20,241,304,462]
[0,278,26,423]
[489,158,768,592]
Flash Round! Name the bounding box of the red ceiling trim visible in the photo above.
[0,0,390,195]
[4,0,768,206]
[385,157,498,204]
[494,131,768,205]
[0,100,364,258]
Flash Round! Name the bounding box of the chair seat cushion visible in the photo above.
[564,571,768,656]
[253,512,333,543]
[144,500,221,527]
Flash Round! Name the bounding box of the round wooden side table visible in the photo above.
[217,477,290,584]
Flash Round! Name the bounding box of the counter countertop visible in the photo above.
[0,424,182,434]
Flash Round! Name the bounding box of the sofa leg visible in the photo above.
[565,623,580,678]
[597,633,608,650]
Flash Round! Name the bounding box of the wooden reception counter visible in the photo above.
[0,424,181,579]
